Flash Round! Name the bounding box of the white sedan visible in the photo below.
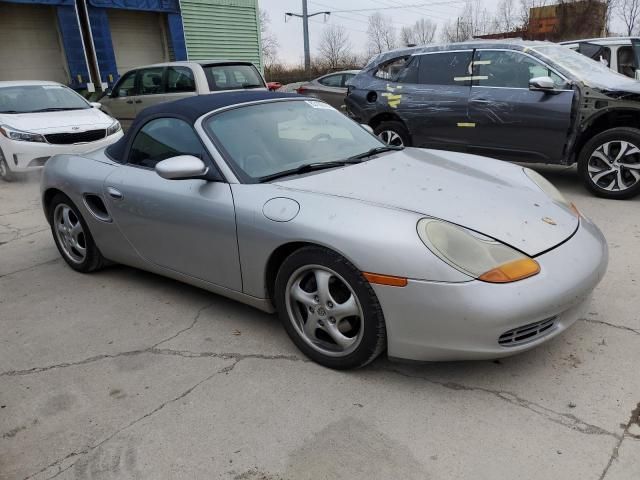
[0,81,123,181]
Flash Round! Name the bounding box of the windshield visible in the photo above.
[202,64,265,91]
[205,100,384,181]
[0,85,90,114]
[532,44,633,86]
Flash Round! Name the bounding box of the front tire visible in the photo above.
[0,150,14,182]
[578,127,640,199]
[48,194,106,273]
[373,120,412,147]
[274,246,386,369]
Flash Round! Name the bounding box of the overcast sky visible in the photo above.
[258,0,625,65]
[259,0,505,65]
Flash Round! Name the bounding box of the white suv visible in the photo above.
[561,37,640,79]
[0,81,123,182]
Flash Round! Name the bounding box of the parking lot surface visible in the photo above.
[1,167,639,480]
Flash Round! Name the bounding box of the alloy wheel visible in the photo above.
[587,140,640,192]
[377,130,404,147]
[285,265,364,357]
[53,204,87,264]
[0,159,6,178]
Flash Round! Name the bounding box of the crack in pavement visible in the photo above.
[579,318,640,336]
[0,206,40,218]
[0,258,60,279]
[382,367,619,439]
[24,361,240,480]
[0,227,50,246]
[598,401,640,480]
[151,302,215,349]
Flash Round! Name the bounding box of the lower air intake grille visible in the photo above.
[45,129,106,145]
[498,316,557,347]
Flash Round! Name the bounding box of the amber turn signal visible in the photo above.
[363,272,408,287]
[478,258,540,283]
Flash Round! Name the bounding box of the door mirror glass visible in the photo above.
[155,155,208,180]
[529,76,556,91]
[90,102,102,109]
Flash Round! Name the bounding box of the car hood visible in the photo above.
[275,148,579,256]
[0,108,113,133]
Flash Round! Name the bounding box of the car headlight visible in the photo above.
[0,124,46,143]
[106,120,121,136]
[524,168,580,216]
[417,218,540,283]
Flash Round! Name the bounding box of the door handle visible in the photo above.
[126,100,134,104]
[107,187,123,200]
[135,99,142,104]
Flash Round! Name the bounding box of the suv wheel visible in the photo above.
[373,120,411,147]
[578,127,640,199]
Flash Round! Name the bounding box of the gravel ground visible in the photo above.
[1,165,639,480]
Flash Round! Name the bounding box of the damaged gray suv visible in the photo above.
[345,41,640,199]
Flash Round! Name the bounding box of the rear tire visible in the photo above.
[373,120,412,147]
[274,246,386,369]
[48,193,106,273]
[0,150,14,182]
[578,127,640,200]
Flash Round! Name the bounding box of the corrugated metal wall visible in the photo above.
[180,0,262,69]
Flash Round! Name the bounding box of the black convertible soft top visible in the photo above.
[106,90,300,162]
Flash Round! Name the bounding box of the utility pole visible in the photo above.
[285,0,330,76]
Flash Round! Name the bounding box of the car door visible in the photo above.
[103,70,138,130]
[104,116,242,291]
[466,49,575,163]
[389,50,473,149]
[314,74,346,108]
[134,67,168,114]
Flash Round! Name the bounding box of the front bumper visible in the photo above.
[0,131,123,173]
[374,217,608,361]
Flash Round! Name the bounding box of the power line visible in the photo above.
[329,1,466,14]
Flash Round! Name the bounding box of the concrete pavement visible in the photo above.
[1,168,639,480]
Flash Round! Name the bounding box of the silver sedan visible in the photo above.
[40,92,608,369]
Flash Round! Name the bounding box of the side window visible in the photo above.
[113,71,136,98]
[139,68,165,96]
[417,51,474,86]
[166,67,196,93]
[618,46,637,78]
[472,50,564,88]
[374,56,412,81]
[129,118,206,169]
[342,73,355,87]
[319,74,343,87]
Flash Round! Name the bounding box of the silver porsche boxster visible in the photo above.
[41,91,608,369]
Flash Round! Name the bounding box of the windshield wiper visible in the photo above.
[348,145,404,161]
[242,84,264,89]
[259,159,362,183]
[0,110,21,114]
[29,107,83,112]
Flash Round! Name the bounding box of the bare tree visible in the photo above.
[618,0,640,35]
[413,18,437,44]
[494,0,517,32]
[441,0,491,42]
[259,9,279,69]
[367,12,397,55]
[400,25,415,46]
[317,24,352,69]
[518,0,547,27]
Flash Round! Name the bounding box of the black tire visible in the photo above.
[274,246,387,369]
[48,193,106,273]
[578,127,640,200]
[0,150,14,182]
[373,120,412,147]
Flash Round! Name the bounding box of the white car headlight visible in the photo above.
[524,168,580,216]
[106,120,121,136]
[0,124,46,143]
[417,218,540,283]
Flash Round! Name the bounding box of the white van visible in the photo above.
[560,37,640,79]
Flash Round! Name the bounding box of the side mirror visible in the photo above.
[361,124,374,134]
[155,155,208,180]
[529,76,556,92]
[90,102,102,109]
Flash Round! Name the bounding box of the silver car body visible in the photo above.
[297,70,360,109]
[41,96,608,362]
